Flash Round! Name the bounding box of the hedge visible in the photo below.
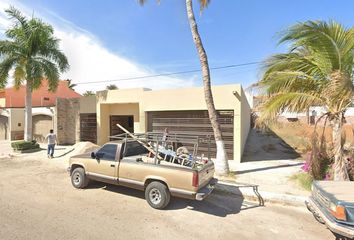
[11,140,40,151]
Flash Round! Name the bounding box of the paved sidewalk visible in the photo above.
[216,159,310,206]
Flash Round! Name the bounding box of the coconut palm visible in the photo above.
[0,7,69,141]
[257,20,354,181]
[139,0,229,176]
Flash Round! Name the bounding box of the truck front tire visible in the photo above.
[145,181,170,209]
[71,167,89,189]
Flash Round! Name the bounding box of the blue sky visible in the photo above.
[0,0,353,93]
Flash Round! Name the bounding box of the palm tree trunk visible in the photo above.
[185,0,229,176]
[332,114,349,181]
[24,80,33,141]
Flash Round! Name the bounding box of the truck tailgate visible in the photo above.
[198,161,215,188]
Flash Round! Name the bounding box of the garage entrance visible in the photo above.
[110,115,134,139]
[32,115,53,142]
[147,110,234,158]
[0,115,8,140]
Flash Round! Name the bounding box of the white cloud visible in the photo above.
[0,0,196,93]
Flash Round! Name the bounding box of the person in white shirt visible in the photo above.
[45,129,57,158]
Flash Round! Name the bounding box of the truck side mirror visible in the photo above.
[91,152,96,159]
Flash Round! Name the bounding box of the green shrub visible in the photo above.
[11,140,40,151]
[290,172,313,191]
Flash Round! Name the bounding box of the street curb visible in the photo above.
[216,180,308,207]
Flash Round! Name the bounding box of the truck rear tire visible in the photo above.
[71,167,89,189]
[145,181,170,209]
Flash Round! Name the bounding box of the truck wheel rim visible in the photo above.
[73,173,81,185]
[149,188,162,205]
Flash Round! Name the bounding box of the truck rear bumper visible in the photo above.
[195,178,218,201]
[169,178,218,201]
[306,197,354,239]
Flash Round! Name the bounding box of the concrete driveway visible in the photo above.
[0,155,334,240]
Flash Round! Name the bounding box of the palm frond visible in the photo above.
[258,20,353,122]
[259,92,324,121]
[279,20,354,71]
[260,70,320,94]
[38,58,60,92]
[0,56,18,88]
[5,6,27,27]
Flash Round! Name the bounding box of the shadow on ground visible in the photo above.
[85,181,263,217]
[242,128,301,162]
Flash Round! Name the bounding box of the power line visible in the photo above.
[75,61,261,85]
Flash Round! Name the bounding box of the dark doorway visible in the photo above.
[80,113,97,143]
[110,115,134,139]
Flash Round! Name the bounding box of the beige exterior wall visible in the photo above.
[96,84,250,163]
[80,96,97,114]
[9,108,25,140]
[98,103,140,143]
[9,109,25,132]
[240,87,251,156]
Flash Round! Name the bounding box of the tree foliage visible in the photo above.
[258,21,353,122]
[106,84,118,90]
[0,6,69,91]
[257,20,354,180]
[66,79,77,90]
[83,90,95,96]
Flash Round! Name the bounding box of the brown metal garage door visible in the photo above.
[33,115,53,142]
[0,115,8,140]
[80,113,97,143]
[147,110,234,159]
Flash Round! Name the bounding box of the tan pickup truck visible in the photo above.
[68,138,217,209]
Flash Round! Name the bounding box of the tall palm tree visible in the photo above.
[139,0,229,176]
[0,7,69,141]
[257,20,354,181]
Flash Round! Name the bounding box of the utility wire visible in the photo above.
[75,61,261,85]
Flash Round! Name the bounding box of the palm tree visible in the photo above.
[83,90,95,96]
[106,84,118,90]
[257,20,354,181]
[0,7,69,141]
[66,79,77,90]
[139,0,229,176]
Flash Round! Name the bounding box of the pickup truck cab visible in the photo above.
[68,139,216,209]
[306,181,354,239]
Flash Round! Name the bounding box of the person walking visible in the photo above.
[45,129,57,158]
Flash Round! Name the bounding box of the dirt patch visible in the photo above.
[271,122,354,153]
[242,129,301,162]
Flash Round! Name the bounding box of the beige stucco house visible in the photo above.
[93,84,250,163]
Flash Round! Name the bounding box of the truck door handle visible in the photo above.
[110,164,115,167]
